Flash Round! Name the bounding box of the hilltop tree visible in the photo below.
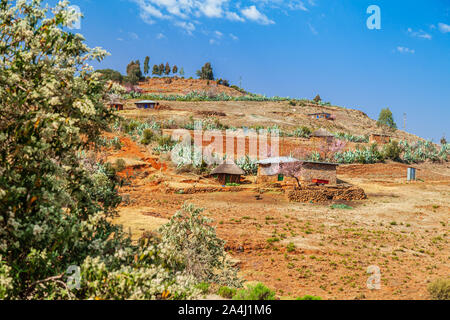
[313,94,322,103]
[144,56,150,75]
[172,65,178,75]
[441,135,447,145]
[377,108,397,130]
[164,62,171,76]
[152,64,160,76]
[159,63,165,76]
[126,60,142,85]
[179,67,185,77]
[196,62,214,80]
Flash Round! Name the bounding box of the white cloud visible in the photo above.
[174,21,196,35]
[156,32,166,39]
[225,11,245,22]
[132,0,315,32]
[133,0,231,22]
[308,22,318,35]
[229,33,238,40]
[438,23,450,33]
[288,1,308,11]
[407,28,432,40]
[214,30,223,38]
[396,46,415,54]
[129,32,140,40]
[241,5,274,25]
[253,0,312,12]
[198,0,227,18]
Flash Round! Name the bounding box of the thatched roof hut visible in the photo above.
[312,128,334,137]
[211,160,244,185]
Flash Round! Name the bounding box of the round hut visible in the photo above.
[211,160,245,185]
[311,128,334,144]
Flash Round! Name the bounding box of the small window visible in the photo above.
[278,174,284,182]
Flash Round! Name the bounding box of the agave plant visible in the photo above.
[236,155,258,175]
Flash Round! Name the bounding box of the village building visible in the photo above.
[210,160,245,185]
[308,112,332,120]
[257,157,339,185]
[369,133,391,144]
[311,128,335,144]
[109,100,124,111]
[135,100,160,109]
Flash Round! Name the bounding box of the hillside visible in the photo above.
[138,77,245,96]
[120,99,421,143]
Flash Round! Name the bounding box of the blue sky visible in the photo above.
[60,0,449,142]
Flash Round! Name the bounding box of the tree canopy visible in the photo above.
[126,60,142,85]
[377,108,397,130]
[144,56,150,75]
[196,62,214,80]
[97,69,124,83]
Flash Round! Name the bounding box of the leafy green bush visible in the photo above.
[114,158,126,172]
[428,278,450,300]
[330,204,353,210]
[297,295,322,300]
[383,141,402,161]
[195,282,210,294]
[226,183,241,187]
[233,283,276,300]
[286,242,296,252]
[141,129,155,145]
[218,286,237,299]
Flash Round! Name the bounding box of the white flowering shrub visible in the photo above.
[0,0,227,300]
[159,204,241,288]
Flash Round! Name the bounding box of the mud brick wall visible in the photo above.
[369,135,391,144]
[300,163,337,185]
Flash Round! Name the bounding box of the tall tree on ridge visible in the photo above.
[144,56,150,75]
[165,62,171,76]
[152,64,159,76]
[196,62,214,80]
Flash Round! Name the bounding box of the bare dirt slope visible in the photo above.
[138,78,245,96]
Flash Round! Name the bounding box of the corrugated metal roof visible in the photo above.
[135,100,157,104]
[257,157,299,164]
[258,157,339,166]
